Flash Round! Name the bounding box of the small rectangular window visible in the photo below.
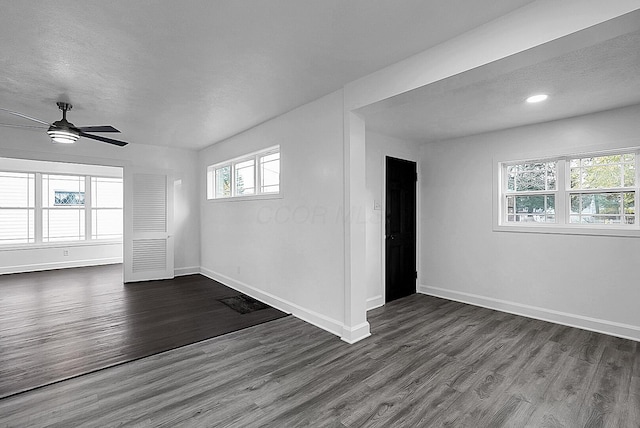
[207,146,279,200]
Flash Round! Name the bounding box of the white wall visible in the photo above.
[0,127,200,274]
[0,242,122,274]
[199,90,347,336]
[365,130,420,310]
[419,104,640,341]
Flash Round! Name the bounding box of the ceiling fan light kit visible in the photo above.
[0,102,129,147]
[47,103,80,144]
[47,128,80,144]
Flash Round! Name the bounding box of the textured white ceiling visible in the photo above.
[362,25,640,144]
[0,0,534,150]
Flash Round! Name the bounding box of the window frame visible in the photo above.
[496,147,640,237]
[0,168,123,248]
[207,146,281,201]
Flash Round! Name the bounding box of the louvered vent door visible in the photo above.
[124,170,174,282]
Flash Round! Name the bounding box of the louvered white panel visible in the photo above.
[132,239,167,273]
[132,173,166,232]
[124,168,173,282]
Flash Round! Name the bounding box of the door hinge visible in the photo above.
[415,172,418,182]
[415,271,418,279]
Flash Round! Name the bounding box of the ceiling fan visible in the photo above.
[0,102,129,147]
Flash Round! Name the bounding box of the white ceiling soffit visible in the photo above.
[0,0,535,150]
[361,10,640,144]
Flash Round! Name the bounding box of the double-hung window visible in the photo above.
[499,149,639,235]
[207,146,280,200]
[42,174,86,242]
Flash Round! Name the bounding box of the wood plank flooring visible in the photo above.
[0,293,638,427]
[0,265,287,399]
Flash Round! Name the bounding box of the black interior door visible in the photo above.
[385,157,417,303]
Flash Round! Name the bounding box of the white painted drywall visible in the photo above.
[365,131,420,310]
[0,242,122,274]
[199,90,346,336]
[346,1,640,110]
[0,127,200,274]
[419,104,640,340]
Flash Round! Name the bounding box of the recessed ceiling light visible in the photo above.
[526,94,548,103]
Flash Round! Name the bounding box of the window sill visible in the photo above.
[494,224,640,238]
[206,193,283,203]
[0,239,123,252]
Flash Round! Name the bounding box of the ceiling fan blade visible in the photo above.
[77,125,120,133]
[0,122,48,130]
[0,108,51,126]
[79,132,128,147]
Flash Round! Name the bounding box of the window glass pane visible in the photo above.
[623,192,635,215]
[215,166,231,198]
[505,195,555,223]
[546,162,557,190]
[43,209,85,242]
[91,177,123,208]
[0,172,34,207]
[624,163,635,187]
[581,165,621,189]
[569,191,635,225]
[92,209,123,239]
[570,152,634,189]
[260,152,280,193]
[43,175,85,207]
[0,209,34,244]
[506,161,556,192]
[506,166,515,191]
[235,159,255,195]
[0,172,35,244]
[517,170,546,191]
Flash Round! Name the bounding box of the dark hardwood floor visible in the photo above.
[0,264,287,399]
[0,293,638,427]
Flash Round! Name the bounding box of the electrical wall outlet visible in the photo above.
[63,249,69,256]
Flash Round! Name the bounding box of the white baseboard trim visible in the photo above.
[419,284,640,342]
[0,257,123,275]
[366,295,384,311]
[174,266,200,277]
[341,322,371,344]
[200,267,348,339]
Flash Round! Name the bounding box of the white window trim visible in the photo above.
[494,146,640,238]
[206,145,281,201]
